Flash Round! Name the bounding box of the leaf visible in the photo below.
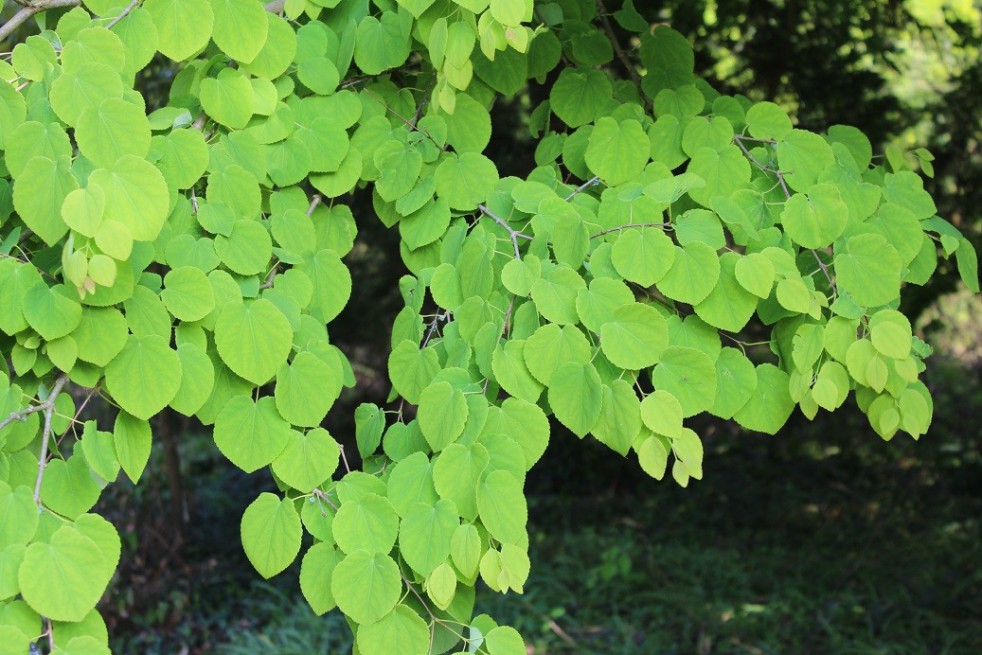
[354,13,412,75]
[76,98,151,168]
[209,0,269,63]
[331,550,401,625]
[297,249,351,323]
[585,117,649,186]
[744,101,792,140]
[5,121,72,179]
[433,443,489,522]
[477,470,527,545]
[550,68,612,128]
[385,452,439,517]
[104,335,182,420]
[491,340,543,404]
[734,253,775,299]
[160,267,215,322]
[399,499,458,577]
[435,152,499,210]
[23,283,82,341]
[599,303,669,369]
[299,542,341,615]
[776,129,835,192]
[240,492,302,579]
[657,242,721,306]
[49,63,124,127]
[214,396,291,473]
[12,155,78,246]
[780,185,848,249]
[869,309,912,360]
[52,636,110,655]
[651,346,717,417]
[610,226,675,287]
[637,435,669,479]
[388,340,441,404]
[271,427,339,493]
[548,361,603,437]
[274,351,343,427]
[592,379,643,455]
[529,265,586,325]
[734,364,795,434]
[0,486,39,548]
[214,299,293,385]
[416,381,469,452]
[333,493,399,555]
[113,412,152,484]
[694,252,759,332]
[357,604,430,655]
[18,525,109,621]
[89,155,170,242]
[710,348,758,419]
[834,234,901,308]
[144,0,214,61]
[200,68,255,130]
[640,390,683,438]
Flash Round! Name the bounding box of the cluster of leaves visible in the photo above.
[0,0,978,653]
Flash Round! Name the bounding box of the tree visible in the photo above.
[0,0,977,653]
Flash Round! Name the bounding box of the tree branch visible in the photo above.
[590,222,671,239]
[478,204,531,260]
[596,0,645,103]
[105,0,140,30]
[31,374,70,505]
[1,0,80,43]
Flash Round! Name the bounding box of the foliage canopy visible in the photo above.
[0,0,978,653]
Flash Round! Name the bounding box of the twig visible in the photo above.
[590,222,671,239]
[31,374,70,505]
[421,310,450,348]
[264,0,285,13]
[478,204,531,260]
[338,443,351,473]
[596,0,644,102]
[0,0,81,44]
[306,194,322,216]
[564,175,601,201]
[105,0,140,29]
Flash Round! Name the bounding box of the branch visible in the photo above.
[478,204,531,260]
[105,0,140,30]
[590,222,671,239]
[31,374,70,505]
[264,0,285,13]
[564,175,601,201]
[0,0,81,44]
[596,0,644,102]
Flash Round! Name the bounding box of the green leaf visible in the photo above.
[548,361,603,437]
[274,351,343,427]
[104,335,182,420]
[433,443,489,522]
[599,303,669,369]
[113,412,152,484]
[585,117,649,186]
[40,455,101,519]
[485,625,527,655]
[23,283,82,341]
[49,63,124,127]
[5,121,72,179]
[299,542,341,615]
[19,525,109,621]
[214,396,291,473]
[144,0,214,61]
[89,155,170,242]
[610,227,675,287]
[491,340,543,404]
[529,265,586,325]
[357,604,430,655]
[733,364,795,434]
[710,348,757,419]
[214,299,293,385]
[385,452,439,517]
[734,253,775,299]
[592,379,643,455]
[744,101,792,140]
[12,156,78,246]
[240,492,302,578]
[637,434,668,479]
[435,152,499,210]
[640,390,683,438]
[417,381,469,452]
[354,13,412,75]
[52,636,111,655]
[209,0,269,63]
[651,346,717,417]
[399,499,458,577]
[297,249,351,323]
[575,277,634,332]
[388,340,441,404]
[160,267,215,322]
[657,242,720,306]
[477,470,526,545]
[200,68,255,130]
[331,550,401,625]
[694,252,759,332]
[0,486,39,548]
[869,309,912,360]
[776,129,835,192]
[834,234,901,308]
[780,185,848,249]
[271,428,339,493]
[333,493,399,555]
[550,68,612,128]
[76,98,151,168]
[686,145,751,207]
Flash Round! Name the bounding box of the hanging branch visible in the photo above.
[27,374,70,505]
[0,0,81,44]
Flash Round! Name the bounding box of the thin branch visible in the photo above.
[105,0,140,29]
[421,310,450,348]
[306,194,322,217]
[478,204,531,259]
[596,0,645,103]
[564,175,601,201]
[264,0,285,13]
[0,399,46,432]
[0,0,81,44]
[32,375,70,505]
[590,222,671,239]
